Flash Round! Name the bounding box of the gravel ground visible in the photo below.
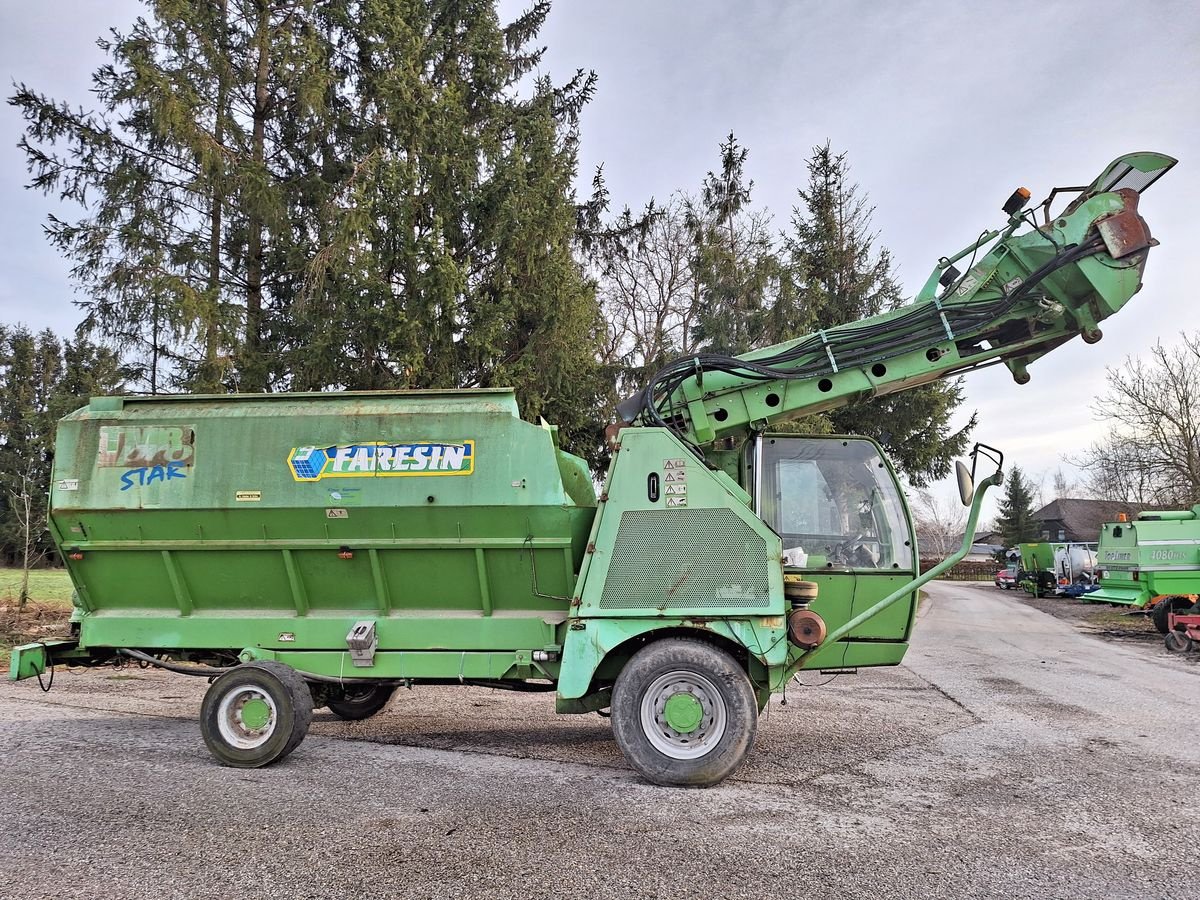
[1006,586,1177,644]
[1,581,1198,899]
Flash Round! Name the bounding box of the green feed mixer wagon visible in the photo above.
[1091,505,1200,633]
[11,152,1175,785]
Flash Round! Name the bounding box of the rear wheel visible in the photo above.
[1151,597,1192,635]
[201,661,313,768]
[326,684,396,721]
[611,638,757,787]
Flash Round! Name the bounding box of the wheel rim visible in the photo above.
[639,670,727,760]
[216,685,279,750]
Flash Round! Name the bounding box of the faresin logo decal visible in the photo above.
[288,441,475,481]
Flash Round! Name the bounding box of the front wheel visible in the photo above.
[611,638,757,787]
[200,661,313,768]
[326,684,396,721]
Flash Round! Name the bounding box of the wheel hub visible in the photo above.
[640,670,728,760]
[663,691,704,733]
[216,686,278,749]
[240,698,271,731]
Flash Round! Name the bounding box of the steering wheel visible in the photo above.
[829,534,865,565]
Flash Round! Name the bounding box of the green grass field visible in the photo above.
[0,568,76,668]
[0,568,75,607]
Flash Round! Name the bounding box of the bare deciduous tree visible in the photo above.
[913,489,968,559]
[599,195,701,395]
[1073,333,1200,506]
[1051,466,1077,500]
[8,461,49,609]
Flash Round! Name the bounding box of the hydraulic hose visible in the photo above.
[117,648,239,676]
[635,233,1107,439]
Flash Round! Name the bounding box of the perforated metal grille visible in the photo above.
[598,508,771,609]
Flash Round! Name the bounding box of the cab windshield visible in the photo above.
[756,436,913,571]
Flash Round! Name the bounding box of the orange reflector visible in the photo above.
[1003,186,1033,216]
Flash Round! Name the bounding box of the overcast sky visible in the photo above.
[2,1,1198,520]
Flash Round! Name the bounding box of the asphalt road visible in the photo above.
[2,582,1198,900]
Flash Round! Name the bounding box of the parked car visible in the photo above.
[994,565,1018,590]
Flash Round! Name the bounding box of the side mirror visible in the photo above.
[955,460,974,507]
[957,443,1003,507]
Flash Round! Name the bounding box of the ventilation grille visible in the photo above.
[598,508,771,609]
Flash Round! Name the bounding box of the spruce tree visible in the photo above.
[782,142,974,485]
[995,466,1042,548]
[288,1,612,464]
[687,133,778,356]
[11,0,330,392]
[13,1,612,466]
[0,326,126,566]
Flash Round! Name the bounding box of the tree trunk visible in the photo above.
[242,2,270,392]
[150,299,160,394]
[18,490,32,608]
[200,0,230,392]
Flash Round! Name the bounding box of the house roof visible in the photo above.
[1033,498,1146,538]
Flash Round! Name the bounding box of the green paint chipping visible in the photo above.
[663,692,703,734]
[240,698,271,731]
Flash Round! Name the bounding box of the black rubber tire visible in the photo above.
[200,661,314,768]
[611,638,757,787]
[326,684,396,721]
[1164,630,1194,653]
[1151,597,1191,635]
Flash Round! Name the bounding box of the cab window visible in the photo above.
[756,436,913,571]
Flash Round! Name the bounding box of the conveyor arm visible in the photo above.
[618,152,1176,448]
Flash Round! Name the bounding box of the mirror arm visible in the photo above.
[971,443,1005,483]
[793,471,1003,663]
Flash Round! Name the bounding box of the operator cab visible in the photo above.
[751,435,914,572]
